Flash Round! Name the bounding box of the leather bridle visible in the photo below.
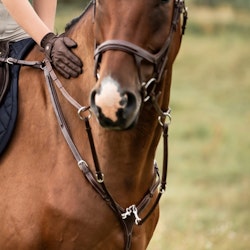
[94,0,188,87]
[1,1,188,249]
[42,60,169,250]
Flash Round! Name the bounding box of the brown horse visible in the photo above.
[0,0,187,249]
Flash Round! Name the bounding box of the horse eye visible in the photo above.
[161,0,170,3]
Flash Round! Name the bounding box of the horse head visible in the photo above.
[90,0,187,130]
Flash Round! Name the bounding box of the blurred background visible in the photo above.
[55,1,250,249]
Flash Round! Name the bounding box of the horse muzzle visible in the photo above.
[90,76,141,130]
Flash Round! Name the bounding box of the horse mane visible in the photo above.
[65,0,94,32]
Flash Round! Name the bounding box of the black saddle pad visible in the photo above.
[0,38,36,156]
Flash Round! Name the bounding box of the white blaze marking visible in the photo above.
[95,76,127,122]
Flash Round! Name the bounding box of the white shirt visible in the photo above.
[0,1,30,41]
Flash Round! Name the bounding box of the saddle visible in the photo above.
[0,38,36,156]
[0,41,10,104]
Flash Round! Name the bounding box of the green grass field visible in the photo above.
[148,5,250,250]
[56,3,250,250]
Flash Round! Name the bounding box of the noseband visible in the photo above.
[94,0,188,85]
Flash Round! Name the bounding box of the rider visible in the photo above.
[0,0,83,79]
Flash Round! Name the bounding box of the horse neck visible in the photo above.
[87,118,160,205]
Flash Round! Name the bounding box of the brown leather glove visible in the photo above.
[41,32,83,79]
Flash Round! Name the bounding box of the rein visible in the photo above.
[42,59,171,250]
[0,56,42,68]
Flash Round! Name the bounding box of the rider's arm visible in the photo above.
[1,0,57,44]
[2,0,82,79]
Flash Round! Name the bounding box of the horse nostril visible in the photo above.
[122,92,136,115]
[120,94,128,107]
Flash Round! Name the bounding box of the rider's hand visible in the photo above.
[40,32,83,79]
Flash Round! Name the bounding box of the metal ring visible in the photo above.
[78,106,91,120]
[165,109,172,124]
[142,78,156,102]
[158,116,164,127]
[6,58,14,65]
[159,184,166,194]
[158,108,171,126]
[158,114,171,127]
[78,160,88,171]
[159,187,165,194]
[96,173,104,183]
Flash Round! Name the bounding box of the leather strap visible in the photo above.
[139,124,169,225]
[0,42,171,250]
[0,56,42,69]
[42,60,168,250]
[42,60,83,110]
[94,0,188,84]
[0,41,10,103]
